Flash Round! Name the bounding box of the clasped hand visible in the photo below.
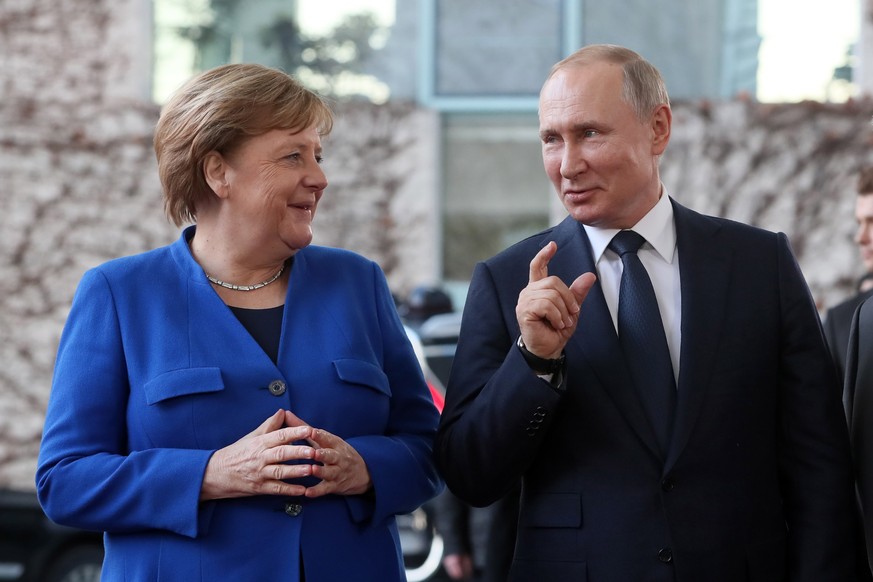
[201,409,372,501]
[516,241,596,359]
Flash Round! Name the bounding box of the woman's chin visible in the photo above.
[283,230,313,251]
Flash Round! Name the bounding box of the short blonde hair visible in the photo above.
[155,63,334,226]
[546,44,670,122]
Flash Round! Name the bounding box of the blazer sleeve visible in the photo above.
[773,233,859,581]
[344,261,443,524]
[435,260,564,507]
[35,269,213,538]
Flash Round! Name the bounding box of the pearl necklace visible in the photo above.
[206,263,285,291]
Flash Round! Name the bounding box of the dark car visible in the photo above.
[0,322,460,582]
[0,488,103,582]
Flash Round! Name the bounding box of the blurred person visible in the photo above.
[398,285,454,332]
[35,63,442,582]
[861,272,873,294]
[435,44,859,581]
[824,167,873,384]
[432,490,489,581]
[431,487,517,582]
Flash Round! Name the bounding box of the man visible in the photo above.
[825,167,873,383]
[435,44,859,581]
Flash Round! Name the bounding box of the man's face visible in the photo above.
[538,62,670,229]
[855,194,873,272]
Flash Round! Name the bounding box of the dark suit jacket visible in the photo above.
[845,295,873,574]
[436,200,858,582]
[825,288,873,384]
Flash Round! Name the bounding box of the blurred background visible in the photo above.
[1,0,873,489]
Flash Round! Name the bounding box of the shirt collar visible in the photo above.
[584,185,677,264]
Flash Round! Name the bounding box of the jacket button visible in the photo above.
[658,548,673,563]
[284,502,303,517]
[661,478,675,492]
[268,380,287,396]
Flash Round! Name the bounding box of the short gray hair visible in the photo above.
[546,44,670,122]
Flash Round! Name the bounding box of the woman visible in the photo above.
[36,63,442,581]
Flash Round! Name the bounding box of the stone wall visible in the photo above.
[663,97,873,309]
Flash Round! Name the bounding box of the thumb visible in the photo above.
[247,409,286,437]
[570,272,597,305]
[284,409,309,428]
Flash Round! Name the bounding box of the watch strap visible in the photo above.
[517,335,565,375]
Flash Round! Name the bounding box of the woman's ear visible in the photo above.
[203,151,229,199]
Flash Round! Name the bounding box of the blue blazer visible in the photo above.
[37,227,442,581]
[436,200,859,581]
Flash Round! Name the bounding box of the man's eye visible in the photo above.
[583,130,598,138]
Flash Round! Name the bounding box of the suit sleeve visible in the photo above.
[435,261,564,507]
[774,233,859,581]
[35,269,213,538]
[847,298,873,576]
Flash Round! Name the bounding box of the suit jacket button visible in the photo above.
[661,478,675,492]
[658,548,673,563]
[269,380,287,396]
[284,502,303,517]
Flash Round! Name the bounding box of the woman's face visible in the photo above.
[219,126,328,255]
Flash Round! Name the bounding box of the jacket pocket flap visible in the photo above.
[521,493,582,528]
[333,359,391,396]
[144,367,225,405]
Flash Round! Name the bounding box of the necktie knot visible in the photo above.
[609,230,646,257]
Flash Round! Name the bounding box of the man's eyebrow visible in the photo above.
[539,122,596,140]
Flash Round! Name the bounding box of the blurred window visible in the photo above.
[152,0,395,104]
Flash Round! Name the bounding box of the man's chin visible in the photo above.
[566,205,604,227]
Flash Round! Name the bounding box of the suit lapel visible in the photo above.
[548,217,663,459]
[665,201,732,470]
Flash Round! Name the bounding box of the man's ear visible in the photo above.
[650,104,672,156]
[203,151,229,199]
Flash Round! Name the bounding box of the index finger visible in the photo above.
[529,241,558,283]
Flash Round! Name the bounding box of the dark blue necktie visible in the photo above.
[609,230,677,454]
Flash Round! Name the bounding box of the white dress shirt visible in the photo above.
[583,188,682,382]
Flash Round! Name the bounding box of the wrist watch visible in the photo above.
[516,335,565,375]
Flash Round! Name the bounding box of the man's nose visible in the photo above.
[560,142,587,179]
